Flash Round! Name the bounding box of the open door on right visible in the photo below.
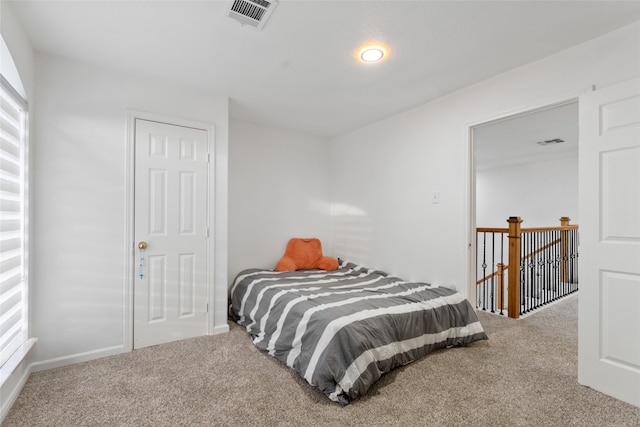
[578,77,640,407]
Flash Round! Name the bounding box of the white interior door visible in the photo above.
[578,78,640,407]
[134,119,209,349]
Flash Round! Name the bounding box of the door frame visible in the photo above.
[124,109,215,352]
[465,87,592,307]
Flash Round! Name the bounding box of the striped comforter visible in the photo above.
[229,262,487,404]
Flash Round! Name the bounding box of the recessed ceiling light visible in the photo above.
[360,47,384,63]
[355,44,389,64]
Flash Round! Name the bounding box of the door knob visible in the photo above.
[138,241,148,250]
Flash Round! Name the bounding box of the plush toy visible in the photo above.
[275,238,339,272]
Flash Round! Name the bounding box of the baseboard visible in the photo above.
[212,323,230,335]
[29,345,125,373]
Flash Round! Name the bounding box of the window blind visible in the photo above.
[0,74,28,368]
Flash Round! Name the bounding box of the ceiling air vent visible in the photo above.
[537,138,565,146]
[227,0,278,30]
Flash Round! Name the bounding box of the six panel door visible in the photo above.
[578,78,640,407]
[134,119,209,349]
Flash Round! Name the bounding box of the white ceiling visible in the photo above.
[474,101,579,170]
[7,1,640,138]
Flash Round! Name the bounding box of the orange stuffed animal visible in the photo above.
[275,238,339,272]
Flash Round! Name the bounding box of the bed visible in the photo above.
[229,261,487,404]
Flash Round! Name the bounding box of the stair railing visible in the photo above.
[476,217,579,318]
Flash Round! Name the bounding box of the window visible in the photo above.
[0,73,28,368]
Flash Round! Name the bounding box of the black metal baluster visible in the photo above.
[543,230,548,305]
[532,231,538,311]
[527,231,532,313]
[520,233,531,314]
[526,232,533,314]
[567,228,572,294]
[531,232,540,310]
[540,230,544,309]
[482,232,487,310]
[544,230,549,304]
[577,229,580,288]
[545,230,551,305]
[543,230,548,306]
[563,230,568,297]
[520,232,525,316]
[569,228,574,292]
[529,231,534,313]
[569,230,578,292]
[531,231,540,311]
[531,232,540,311]
[560,229,564,300]
[551,230,556,300]
[476,231,480,309]
[529,232,535,313]
[551,231,560,300]
[499,232,504,316]
[520,232,525,315]
[491,232,495,313]
[555,229,561,300]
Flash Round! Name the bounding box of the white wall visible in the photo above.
[30,54,229,368]
[228,120,332,282]
[477,156,579,228]
[329,22,640,295]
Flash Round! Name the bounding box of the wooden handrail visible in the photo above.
[521,225,579,232]
[476,227,508,233]
[476,265,509,285]
[476,225,578,233]
[476,270,500,285]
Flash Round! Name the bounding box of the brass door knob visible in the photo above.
[138,241,148,250]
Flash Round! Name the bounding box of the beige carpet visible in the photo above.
[4,294,639,426]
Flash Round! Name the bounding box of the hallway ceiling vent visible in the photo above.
[537,138,565,146]
[226,0,278,30]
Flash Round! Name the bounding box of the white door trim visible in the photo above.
[124,109,215,352]
[465,88,592,307]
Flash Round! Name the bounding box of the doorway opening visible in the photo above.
[468,99,579,315]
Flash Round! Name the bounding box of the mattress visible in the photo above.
[229,261,487,404]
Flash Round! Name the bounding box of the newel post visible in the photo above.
[507,217,523,319]
[560,217,570,284]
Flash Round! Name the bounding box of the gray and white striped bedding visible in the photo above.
[229,261,488,404]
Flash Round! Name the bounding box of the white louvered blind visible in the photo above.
[0,74,28,368]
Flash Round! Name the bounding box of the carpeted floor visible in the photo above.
[4,294,639,426]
